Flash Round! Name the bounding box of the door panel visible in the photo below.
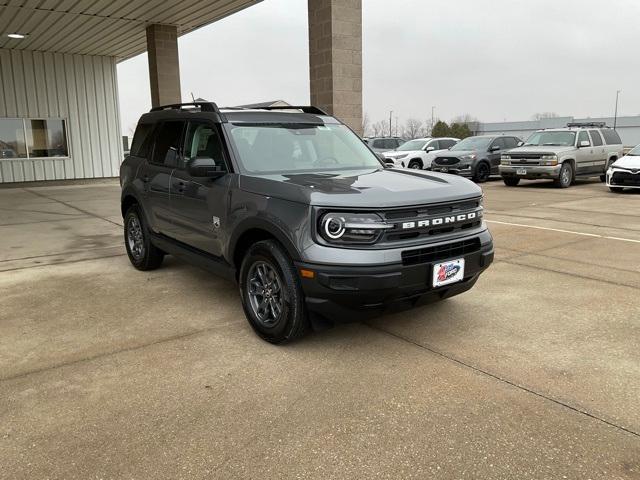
[575,131,593,174]
[168,122,230,257]
[589,130,607,173]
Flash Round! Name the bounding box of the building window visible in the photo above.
[0,118,69,159]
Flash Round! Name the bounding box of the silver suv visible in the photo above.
[499,122,623,188]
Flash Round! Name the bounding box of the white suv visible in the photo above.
[383,137,459,169]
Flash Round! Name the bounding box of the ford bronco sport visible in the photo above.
[120,103,494,343]
[499,122,623,188]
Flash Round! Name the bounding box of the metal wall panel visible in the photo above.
[0,48,123,183]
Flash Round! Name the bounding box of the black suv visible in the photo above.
[431,135,522,182]
[120,103,494,343]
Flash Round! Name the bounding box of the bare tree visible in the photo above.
[451,113,479,125]
[403,118,423,139]
[362,112,371,137]
[371,120,389,137]
[531,112,559,121]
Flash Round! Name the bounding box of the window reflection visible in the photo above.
[0,119,27,159]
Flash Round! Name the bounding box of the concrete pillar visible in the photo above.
[308,0,363,135]
[146,24,181,107]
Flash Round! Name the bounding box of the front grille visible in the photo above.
[509,153,543,159]
[401,238,481,266]
[612,171,640,186]
[433,156,460,166]
[377,198,483,245]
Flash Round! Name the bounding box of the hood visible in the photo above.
[383,150,420,158]
[613,155,640,169]
[507,145,575,155]
[439,150,477,158]
[240,168,482,208]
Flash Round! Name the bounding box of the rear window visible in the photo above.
[130,123,154,157]
[589,130,603,147]
[601,129,622,145]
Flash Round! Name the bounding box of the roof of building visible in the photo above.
[0,0,261,61]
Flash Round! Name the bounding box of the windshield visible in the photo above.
[525,131,576,146]
[396,139,427,151]
[628,144,640,156]
[450,137,492,151]
[228,124,383,174]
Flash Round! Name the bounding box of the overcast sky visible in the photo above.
[117,0,640,135]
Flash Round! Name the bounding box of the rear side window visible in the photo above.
[372,139,385,148]
[150,121,185,167]
[440,139,457,149]
[589,130,603,146]
[130,123,154,157]
[384,139,397,149]
[503,137,518,149]
[601,129,622,145]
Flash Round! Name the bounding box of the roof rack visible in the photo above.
[249,105,329,115]
[566,122,607,128]
[150,102,222,113]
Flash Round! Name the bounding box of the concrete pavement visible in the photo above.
[1,178,639,479]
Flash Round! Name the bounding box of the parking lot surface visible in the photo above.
[1,178,639,479]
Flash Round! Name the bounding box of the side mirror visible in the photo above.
[490,145,501,152]
[579,140,590,148]
[517,141,524,147]
[425,146,435,152]
[187,157,226,178]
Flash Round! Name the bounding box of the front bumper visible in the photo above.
[499,164,561,179]
[606,169,640,189]
[431,164,473,177]
[296,231,494,322]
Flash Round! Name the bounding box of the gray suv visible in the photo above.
[120,103,494,343]
[499,123,624,188]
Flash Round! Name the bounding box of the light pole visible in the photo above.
[389,111,393,137]
[431,106,435,133]
[614,90,621,130]
[394,116,398,137]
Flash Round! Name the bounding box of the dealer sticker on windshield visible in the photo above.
[432,258,465,288]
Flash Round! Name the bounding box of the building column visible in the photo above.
[308,0,362,135]
[146,24,181,107]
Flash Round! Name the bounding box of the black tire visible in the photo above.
[609,187,624,193]
[239,240,309,344]
[407,159,423,170]
[554,162,573,188]
[502,176,520,187]
[473,161,490,183]
[599,174,606,183]
[124,204,164,271]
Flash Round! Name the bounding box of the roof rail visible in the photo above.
[250,105,329,115]
[150,102,222,113]
[566,121,607,128]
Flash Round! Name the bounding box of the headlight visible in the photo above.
[501,155,511,160]
[540,154,558,166]
[461,154,476,161]
[607,167,614,175]
[319,212,391,245]
[395,154,408,159]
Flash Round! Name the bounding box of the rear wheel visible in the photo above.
[239,240,309,344]
[554,162,573,188]
[473,161,490,183]
[124,204,164,270]
[609,187,624,193]
[502,176,520,187]
[408,159,423,170]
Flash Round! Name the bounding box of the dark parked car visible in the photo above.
[431,135,522,182]
[364,136,405,153]
[120,103,494,343]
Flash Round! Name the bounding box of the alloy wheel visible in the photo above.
[126,214,145,261]
[247,261,284,327]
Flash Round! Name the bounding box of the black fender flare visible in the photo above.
[227,217,302,265]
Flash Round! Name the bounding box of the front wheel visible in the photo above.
[239,240,309,344]
[554,162,573,188]
[502,176,520,187]
[473,162,490,183]
[408,159,423,169]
